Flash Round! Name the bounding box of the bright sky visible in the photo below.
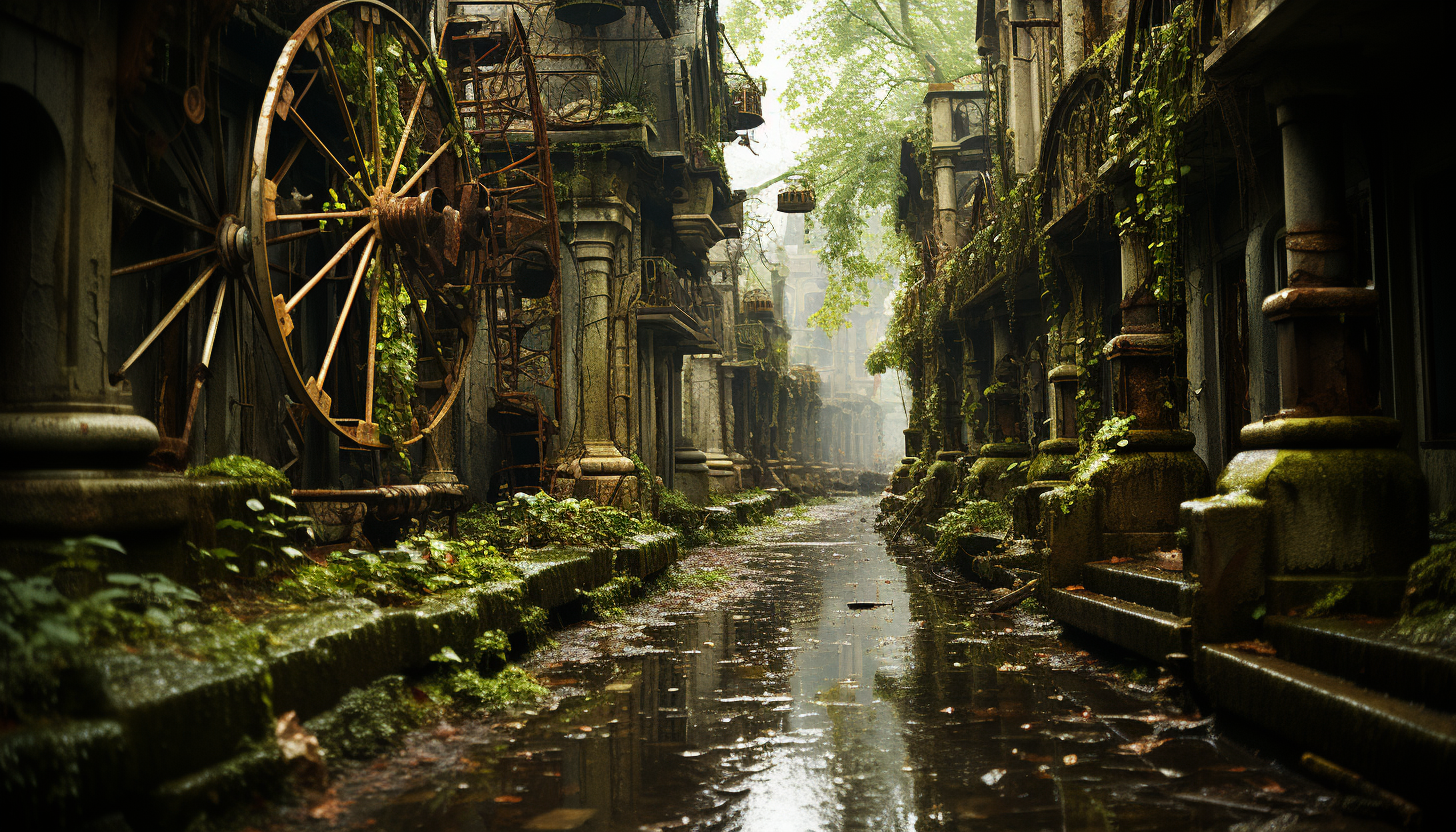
[721,3,815,247]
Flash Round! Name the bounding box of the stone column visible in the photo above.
[2,4,190,564]
[967,318,1032,502]
[673,354,710,505]
[1181,96,1425,638]
[558,202,636,506]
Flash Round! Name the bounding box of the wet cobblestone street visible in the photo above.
[262,498,1392,832]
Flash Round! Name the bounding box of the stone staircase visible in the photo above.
[1043,555,1196,663]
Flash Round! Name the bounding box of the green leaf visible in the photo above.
[79,535,127,554]
[431,646,463,663]
[106,573,144,585]
[245,498,265,512]
[270,493,298,509]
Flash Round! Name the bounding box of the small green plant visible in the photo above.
[197,493,316,574]
[442,665,548,710]
[932,500,1010,560]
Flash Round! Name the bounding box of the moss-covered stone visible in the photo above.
[1218,447,1426,576]
[305,675,427,761]
[184,455,290,493]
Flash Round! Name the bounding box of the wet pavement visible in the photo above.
[265,497,1391,832]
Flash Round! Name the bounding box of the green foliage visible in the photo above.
[373,265,418,471]
[442,665,548,710]
[581,575,642,618]
[657,566,731,591]
[1,538,201,719]
[1111,1,1204,301]
[185,455,290,492]
[931,500,1009,560]
[197,492,316,574]
[657,489,707,542]
[1391,542,1456,649]
[1071,414,1137,484]
[459,492,656,552]
[726,0,981,334]
[281,535,520,606]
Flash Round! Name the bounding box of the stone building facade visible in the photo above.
[892,0,1455,804]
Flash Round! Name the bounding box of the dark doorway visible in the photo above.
[1217,253,1251,460]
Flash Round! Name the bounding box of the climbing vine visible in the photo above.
[1110,1,1205,301]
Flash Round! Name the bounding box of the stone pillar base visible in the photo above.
[1084,432,1208,558]
[0,470,195,575]
[674,447,710,506]
[560,441,638,509]
[706,453,738,495]
[1183,416,1425,620]
[965,442,1032,503]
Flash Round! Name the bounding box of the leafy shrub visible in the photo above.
[932,500,1010,560]
[458,492,654,552]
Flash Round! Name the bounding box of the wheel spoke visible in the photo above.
[113,262,218,381]
[271,137,308,185]
[317,234,376,387]
[316,36,376,191]
[364,249,383,424]
[287,105,372,202]
[274,208,372,223]
[111,244,214,277]
[114,185,215,235]
[366,17,382,179]
[385,81,428,192]
[395,139,453,196]
[180,278,229,446]
[285,221,374,312]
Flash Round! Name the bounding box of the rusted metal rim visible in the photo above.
[248,0,479,450]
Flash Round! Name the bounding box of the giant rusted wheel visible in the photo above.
[248,0,479,450]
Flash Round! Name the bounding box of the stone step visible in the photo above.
[1082,560,1196,616]
[1043,587,1192,663]
[1265,615,1456,713]
[1200,644,1456,815]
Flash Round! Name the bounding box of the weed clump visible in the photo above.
[1391,541,1456,650]
[442,665,548,710]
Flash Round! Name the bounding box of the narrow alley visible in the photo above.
[256,499,1386,832]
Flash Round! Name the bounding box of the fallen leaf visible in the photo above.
[1064,585,1085,591]
[307,798,348,820]
[494,794,524,803]
[275,711,327,787]
[1062,754,1078,765]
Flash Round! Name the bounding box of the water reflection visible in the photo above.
[320,499,1382,832]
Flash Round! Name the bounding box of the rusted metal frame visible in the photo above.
[517,11,564,426]
[112,245,214,278]
[287,103,372,203]
[395,276,455,376]
[317,233,377,387]
[285,221,375,312]
[385,80,428,191]
[114,185,215,235]
[114,263,219,381]
[315,34,376,191]
[179,277,229,446]
[392,245,467,331]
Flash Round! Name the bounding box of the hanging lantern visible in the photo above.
[731,81,764,131]
[777,175,815,214]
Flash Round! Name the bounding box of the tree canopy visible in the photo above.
[724,0,981,332]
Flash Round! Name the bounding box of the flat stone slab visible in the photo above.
[1043,587,1192,662]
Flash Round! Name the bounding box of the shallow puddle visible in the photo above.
[265,498,1390,832]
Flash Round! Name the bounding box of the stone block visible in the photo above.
[1218,447,1426,577]
[1009,481,1060,540]
[965,455,1029,503]
[1181,492,1266,643]
[1085,448,1208,557]
[1040,485,1102,586]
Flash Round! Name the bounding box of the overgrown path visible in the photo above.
[258,498,1389,831]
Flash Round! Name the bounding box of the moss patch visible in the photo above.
[1391,542,1456,651]
[185,456,290,493]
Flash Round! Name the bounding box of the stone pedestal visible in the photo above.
[964,441,1031,503]
[1181,97,1426,633]
[673,444,710,506]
